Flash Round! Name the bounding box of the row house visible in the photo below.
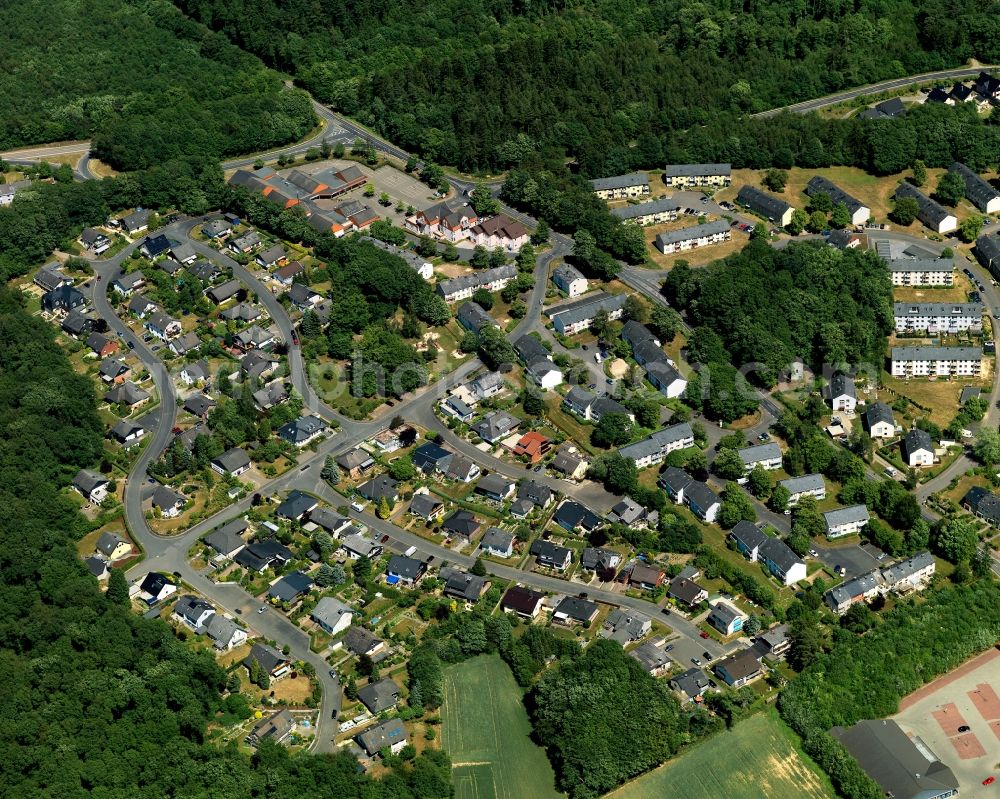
[661,163,732,188]
[948,162,1000,214]
[436,264,516,303]
[655,219,732,255]
[804,176,871,226]
[736,185,794,226]
[589,172,650,200]
[893,183,957,234]
[611,197,680,225]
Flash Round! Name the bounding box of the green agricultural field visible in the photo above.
[442,655,563,799]
[607,710,834,799]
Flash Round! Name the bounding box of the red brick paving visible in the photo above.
[968,683,1000,721]
[899,647,1000,711]
[950,732,987,760]
[933,703,969,736]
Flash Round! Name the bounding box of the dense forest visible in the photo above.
[664,240,894,386]
[0,285,452,797]
[778,581,1000,799]
[174,0,1000,172]
[0,0,315,170]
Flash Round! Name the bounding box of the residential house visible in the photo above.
[608,497,651,527]
[201,218,233,239]
[456,301,497,334]
[267,571,314,604]
[229,230,263,253]
[480,527,516,558]
[252,380,288,411]
[823,504,870,538]
[655,219,732,254]
[901,428,934,467]
[753,624,791,660]
[234,538,294,573]
[553,595,600,625]
[525,358,563,390]
[862,402,896,438]
[581,547,622,576]
[949,162,1000,213]
[173,595,216,631]
[685,481,721,524]
[311,597,354,636]
[823,373,857,412]
[825,570,886,614]
[443,454,481,483]
[411,442,452,474]
[612,197,681,225]
[287,282,322,310]
[99,357,130,384]
[34,264,71,292]
[385,555,426,586]
[41,285,85,314]
[111,419,146,447]
[470,411,521,446]
[441,567,492,603]
[61,311,96,337]
[343,626,387,659]
[551,444,588,480]
[963,486,1000,527]
[120,209,150,235]
[501,585,546,618]
[891,346,983,378]
[309,508,352,538]
[442,510,482,539]
[336,447,375,479]
[436,264,516,303]
[517,479,553,509]
[107,381,152,410]
[211,447,251,477]
[645,360,687,398]
[894,182,958,233]
[737,442,782,472]
[277,415,326,447]
[370,427,402,453]
[778,473,827,506]
[204,614,247,650]
[529,539,573,571]
[893,301,984,335]
[976,234,1000,276]
[668,576,708,608]
[73,469,110,504]
[735,185,794,226]
[707,601,746,636]
[221,302,263,324]
[551,263,588,297]
[670,668,711,701]
[357,475,399,504]
[468,215,529,251]
[728,521,807,587]
[476,473,516,502]
[0,179,30,206]
[139,234,170,259]
[619,422,695,469]
[80,227,111,254]
[340,533,383,561]
[831,719,958,799]
[206,279,242,305]
[358,678,402,714]
[357,719,408,757]
[589,172,650,200]
[243,642,291,680]
[880,551,936,594]
[827,229,864,250]
[235,325,276,351]
[659,466,693,504]
[275,490,318,522]
[96,531,132,561]
[888,257,955,287]
[805,176,871,226]
[630,639,673,677]
[169,331,202,357]
[360,237,434,279]
[630,563,665,591]
[247,709,295,747]
[408,493,444,525]
[145,310,182,341]
[662,163,732,188]
[152,485,186,518]
[202,519,249,560]
[441,394,475,423]
[546,291,627,336]
[255,244,287,269]
[138,571,176,604]
[553,500,602,534]
[512,431,552,464]
[272,260,305,287]
[189,259,222,282]
[127,294,157,319]
[715,649,763,688]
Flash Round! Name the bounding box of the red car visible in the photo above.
[699,631,710,639]
[984,776,995,786]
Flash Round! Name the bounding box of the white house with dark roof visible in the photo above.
[736,186,794,226]
[901,428,934,467]
[551,263,588,297]
[619,423,694,469]
[778,473,826,505]
[546,291,627,336]
[655,220,732,255]
[888,257,955,287]
[736,442,782,472]
[894,182,957,234]
[612,197,680,225]
[823,373,857,412]
[863,403,896,439]
[805,176,870,226]
[948,162,1000,213]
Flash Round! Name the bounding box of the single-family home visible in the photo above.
[95,531,132,561]
[277,415,326,448]
[42,285,85,314]
[275,490,318,522]
[336,447,375,479]
[480,527,516,558]
[668,576,709,608]
[121,209,151,235]
[73,469,110,504]
[244,642,291,680]
[357,719,408,757]
[551,444,588,480]
[441,567,492,603]
[145,310,182,341]
[581,547,621,575]
[630,640,673,677]
[311,597,354,636]
[358,678,402,714]
[173,595,216,631]
[202,519,248,560]
[152,485,186,518]
[863,402,896,438]
[139,234,170,259]
[246,709,295,747]
[512,431,553,464]
[901,428,934,467]
[630,563,665,591]
[670,668,711,701]
[211,447,251,477]
[80,227,111,254]
[386,554,426,586]
[441,509,482,539]
[34,264,71,292]
[553,500,603,534]
[408,492,444,522]
[229,230,263,253]
[99,357,130,384]
[963,486,1000,527]
[340,533,383,561]
[357,474,399,504]
[553,595,600,626]
[267,570,314,603]
[707,600,746,636]
[204,614,247,651]
[823,373,857,412]
[475,473,516,502]
[139,571,177,604]
[552,263,588,297]
[111,419,146,447]
[529,539,573,571]
[715,649,763,688]
[501,585,547,618]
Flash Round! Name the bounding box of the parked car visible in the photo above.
[692,657,702,666]
[959,725,970,732]
[983,776,995,786]
[257,606,267,614]
[699,631,710,639]
[380,534,390,543]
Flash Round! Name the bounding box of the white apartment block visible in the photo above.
[662,163,732,188]
[888,258,955,287]
[589,172,650,200]
[655,220,731,255]
[611,198,680,225]
[893,302,984,334]
[890,346,983,378]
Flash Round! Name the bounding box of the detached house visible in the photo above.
[480,527,516,558]
[715,649,763,688]
[862,402,896,438]
[529,539,573,571]
[501,586,546,618]
[707,601,746,636]
[73,469,110,504]
[211,447,251,477]
[823,373,857,412]
[901,428,934,467]
[551,263,588,298]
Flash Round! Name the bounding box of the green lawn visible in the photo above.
[441,655,564,799]
[607,710,834,799]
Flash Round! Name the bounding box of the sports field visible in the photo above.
[441,655,563,799]
[606,710,835,799]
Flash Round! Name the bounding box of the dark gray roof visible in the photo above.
[276,490,318,520]
[736,185,792,221]
[74,469,109,496]
[831,720,958,799]
[805,175,867,214]
[440,567,490,601]
[824,373,856,401]
[386,555,425,582]
[480,527,515,553]
[611,197,681,221]
[212,447,251,473]
[357,718,407,756]
[729,520,768,552]
[357,474,398,502]
[949,162,1000,211]
[442,510,481,537]
[544,291,627,329]
[654,219,731,248]
[977,234,1000,270]
[243,642,288,674]
[203,519,248,555]
[892,346,982,362]
[267,570,313,602]
[409,492,443,518]
[151,485,185,511]
[862,402,894,430]
[513,334,549,365]
[456,301,497,333]
[662,163,731,178]
[357,678,401,713]
[901,428,933,459]
[963,485,1000,525]
[894,182,953,229]
[343,625,384,657]
[553,595,599,622]
[588,172,649,192]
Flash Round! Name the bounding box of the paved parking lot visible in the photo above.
[894,648,1000,797]
[814,541,882,579]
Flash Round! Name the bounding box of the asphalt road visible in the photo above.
[754,66,998,118]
